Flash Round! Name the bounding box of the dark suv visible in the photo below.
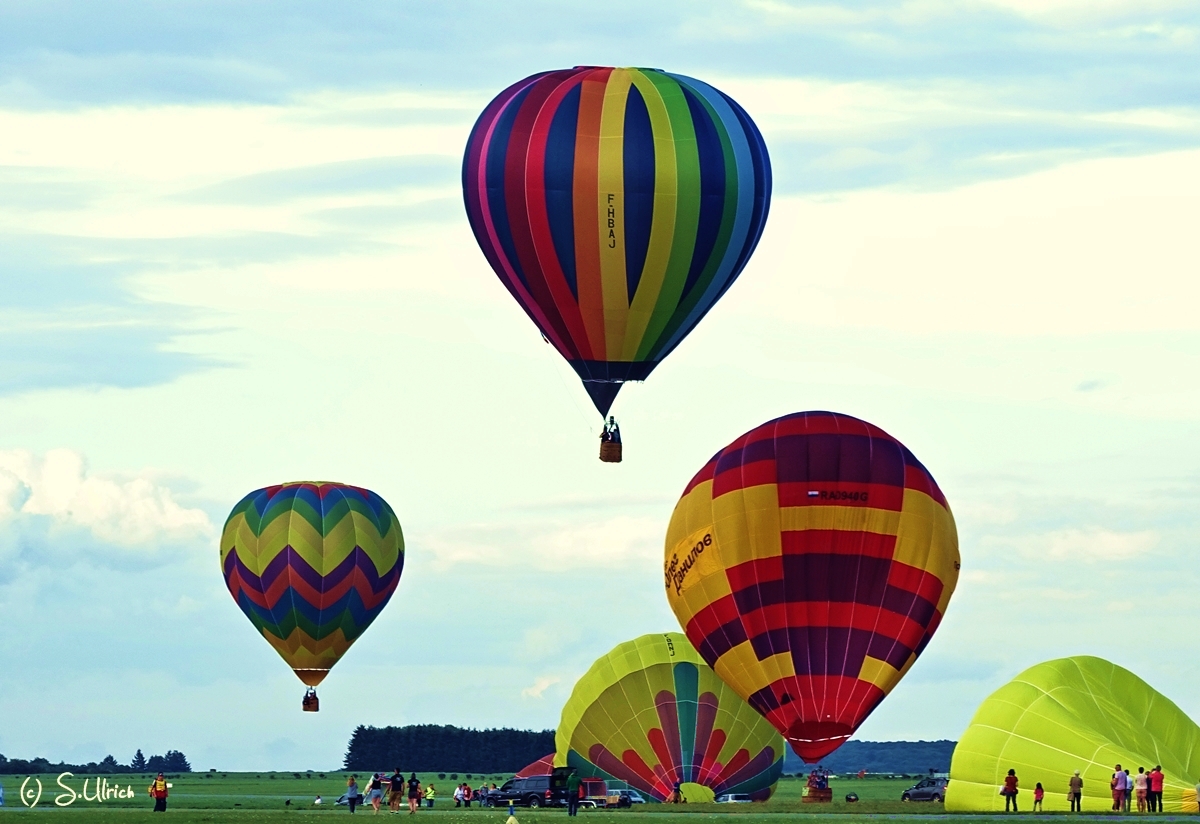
[901,777,948,802]
[487,768,574,808]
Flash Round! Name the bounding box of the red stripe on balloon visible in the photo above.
[525,72,595,359]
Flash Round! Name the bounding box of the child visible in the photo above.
[1033,782,1044,812]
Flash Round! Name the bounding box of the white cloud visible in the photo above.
[420,515,662,572]
[521,676,561,700]
[0,448,213,548]
[984,527,1159,562]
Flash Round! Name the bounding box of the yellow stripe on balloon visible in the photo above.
[596,69,631,358]
[894,489,959,612]
[622,70,678,360]
[779,506,902,536]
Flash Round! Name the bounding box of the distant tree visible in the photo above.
[343,725,555,773]
[131,750,147,771]
[100,755,121,772]
[163,751,192,773]
[146,755,167,773]
[438,773,446,780]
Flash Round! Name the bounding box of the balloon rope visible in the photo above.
[545,338,600,435]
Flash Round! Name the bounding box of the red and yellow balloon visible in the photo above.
[664,412,959,762]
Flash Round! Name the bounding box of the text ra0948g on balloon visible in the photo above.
[463,67,771,426]
[220,482,404,710]
[663,412,959,762]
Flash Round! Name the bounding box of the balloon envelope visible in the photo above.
[220,482,404,686]
[948,656,1200,812]
[463,67,771,416]
[664,412,958,761]
[556,632,784,801]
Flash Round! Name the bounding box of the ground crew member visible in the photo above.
[148,772,168,812]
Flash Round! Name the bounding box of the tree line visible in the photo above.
[784,740,957,775]
[345,725,555,773]
[0,749,192,775]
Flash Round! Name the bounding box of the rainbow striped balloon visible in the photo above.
[463,67,772,416]
[220,482,404,687]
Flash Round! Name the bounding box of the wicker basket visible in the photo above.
[802,789,832,804]
[302,691,320,713]
[599,441,623,463]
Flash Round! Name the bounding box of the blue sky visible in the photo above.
[2,0,1200,772]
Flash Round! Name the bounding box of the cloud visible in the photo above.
[0,449,213,549]
[521,676,561,699]
[421,515,662,572]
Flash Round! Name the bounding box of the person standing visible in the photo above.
[1150,767,1165,813]
[368,773,385,814]
[1003,769,1019,812]
[1069,771,1083,812]
[148,772,169,812]
[407,773,421,815]
[1033,783,1044,812]
[463,783,473,808]
[1125,771,1133,813]
[1112,765,1124,811]
[566,771,582,817]
[346,775,361,814]
[425,784,436,809]
[1135,768,1149,813]
[389,770,405,814]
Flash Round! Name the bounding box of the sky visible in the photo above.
[2,0,1200,772]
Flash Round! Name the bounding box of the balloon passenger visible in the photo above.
[601,417,622,445]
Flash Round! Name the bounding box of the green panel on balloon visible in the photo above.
[947,656,1200,812]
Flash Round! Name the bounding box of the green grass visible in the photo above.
[0,773,1145,822]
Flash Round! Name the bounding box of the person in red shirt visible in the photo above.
[147,772,168,813]
[1003,769,1019,812]
[1149,766,1165,812]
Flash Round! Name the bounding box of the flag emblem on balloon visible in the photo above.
[220,482,404,687]
[664,412,959,762]
[556,633,784,802]
[463,67,771,416]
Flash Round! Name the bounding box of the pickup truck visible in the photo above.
[484,768,575,808]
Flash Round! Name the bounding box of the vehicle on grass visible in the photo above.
[715,793,753,803]
[580,777,607,808]
[901,777,949,802]
[485,767,575,808]
[604,789,645,807]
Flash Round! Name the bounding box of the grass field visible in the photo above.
[1,774,1190,822]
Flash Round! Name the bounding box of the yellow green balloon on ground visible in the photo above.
[555,632,784,802]
[947,656,1200,812]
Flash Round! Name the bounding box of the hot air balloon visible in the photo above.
[663,412,959,762]
[462,67,771,458]
[556,632,784,802]
[220,482,404,710]
[948,657,1200,812]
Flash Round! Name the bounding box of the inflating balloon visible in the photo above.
[463,67,771,425]
[663,412,958,761]
[556,632,784,802]
[220,482,404,710]
[948,657,1200,812]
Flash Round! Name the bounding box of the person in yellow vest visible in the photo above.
[148,772,169,812]
[425,783,436,808]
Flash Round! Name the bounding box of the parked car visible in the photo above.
[605,789,646,807]
[901,777,948,802]
[715,793,753,803]
[486,767,576,808]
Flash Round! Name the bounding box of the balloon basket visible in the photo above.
[599,442,622,463]
[302,688,319,712]
[802,789,832,804]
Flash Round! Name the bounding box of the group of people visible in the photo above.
[1108,765,1168,813]
[343,770,424,815]
[453,782,493,807]
[999,765,1173,813]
